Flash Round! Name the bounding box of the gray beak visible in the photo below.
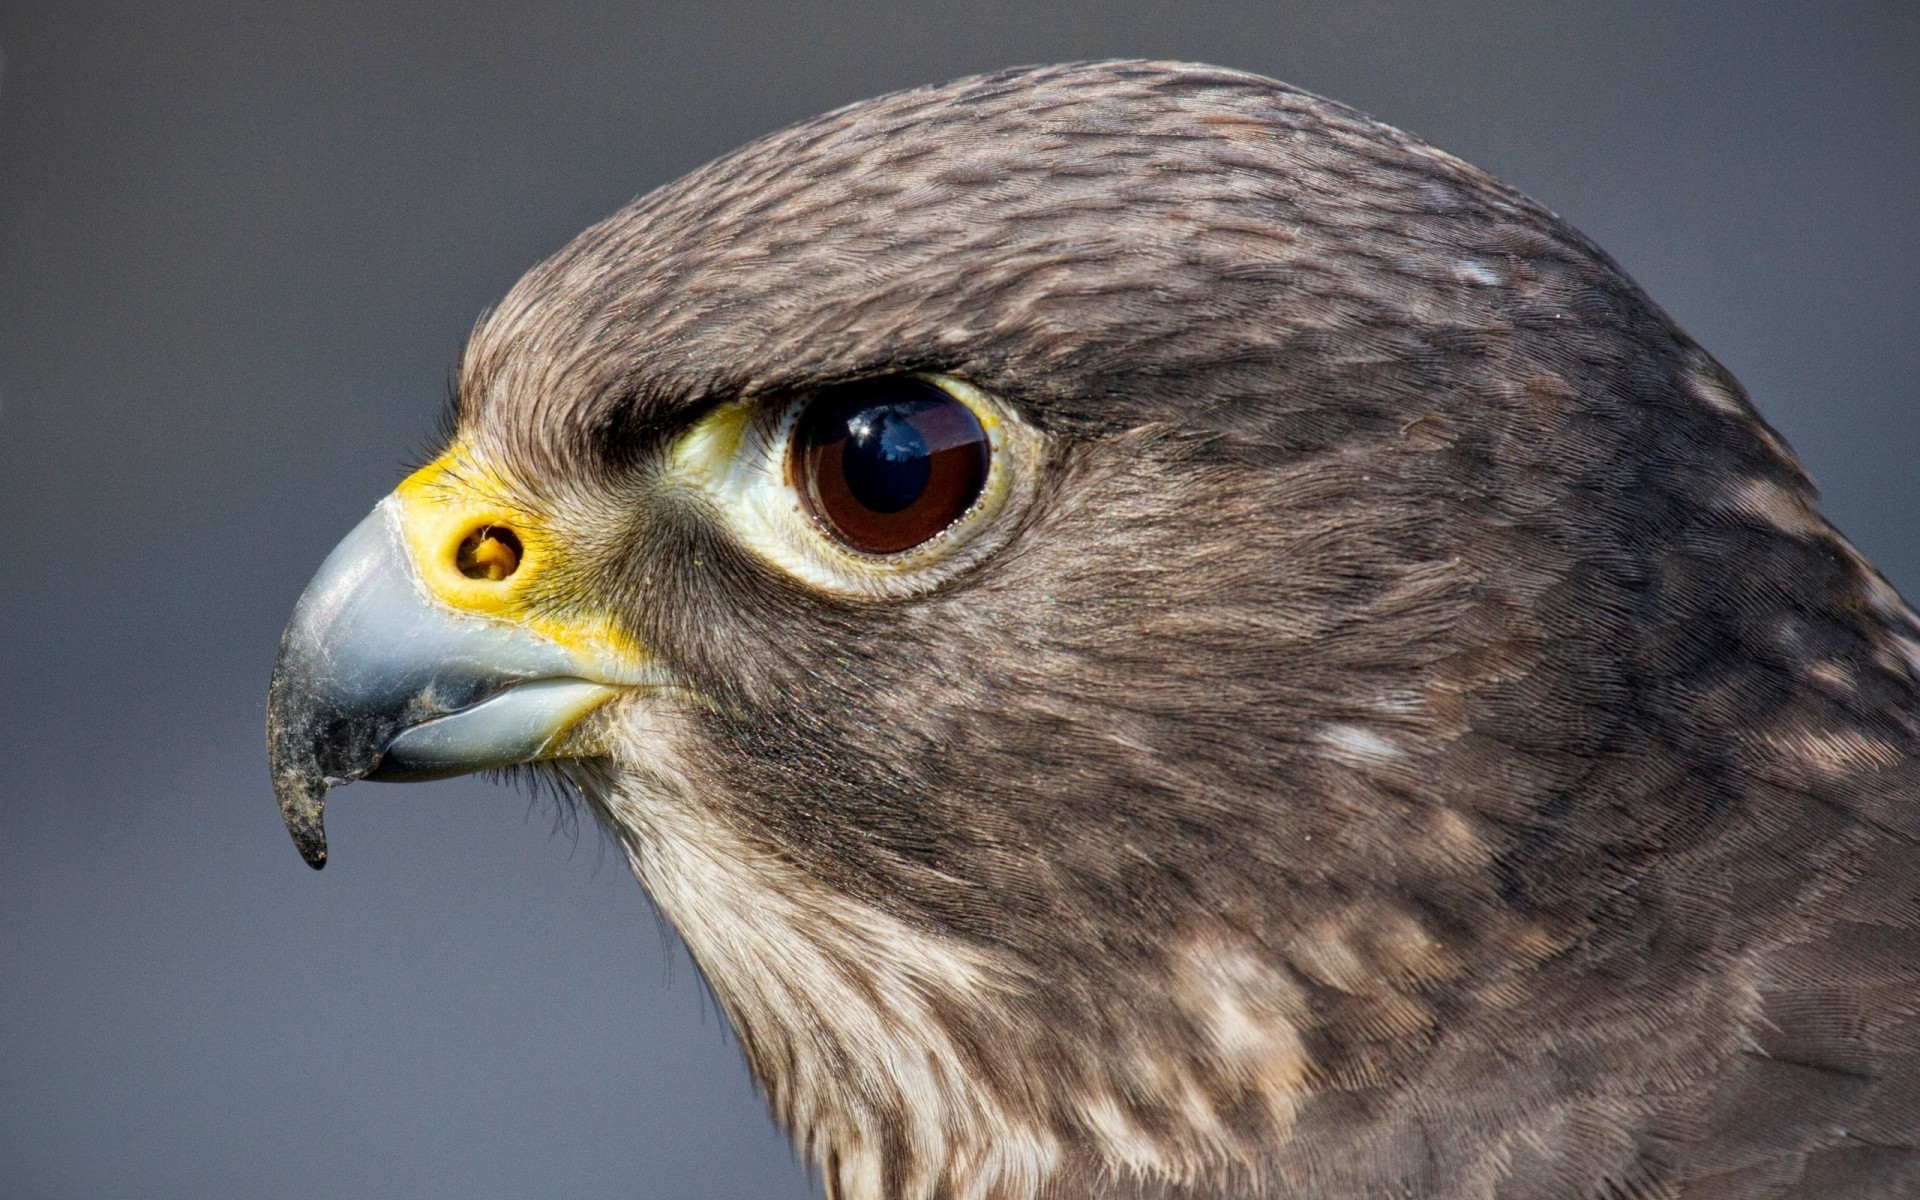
[266,498,629,869]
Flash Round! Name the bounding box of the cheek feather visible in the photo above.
[576,701,1358,1199]
[578,705,1065,1200]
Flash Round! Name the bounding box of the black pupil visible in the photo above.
[843,404,934,512]
[792,377,992,555]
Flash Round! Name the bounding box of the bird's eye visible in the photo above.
[670,372,1030,595]
[789,378,991,555]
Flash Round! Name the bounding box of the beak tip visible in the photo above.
[273,768,332,870]
[299,837,330,872]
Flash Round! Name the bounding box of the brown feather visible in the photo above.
[446,61,1918,1198]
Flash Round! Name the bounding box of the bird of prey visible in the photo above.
[267,61,1920,1200]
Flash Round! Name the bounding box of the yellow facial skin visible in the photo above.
[392,373,1033,678]
[269,376,1034,872]
[392,447,654,686]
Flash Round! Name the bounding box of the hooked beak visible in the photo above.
[267,465,656,869]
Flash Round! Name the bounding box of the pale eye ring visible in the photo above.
[788,377,992,555]
[670,372,1030,595]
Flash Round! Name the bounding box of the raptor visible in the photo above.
[268,61,1920,1199]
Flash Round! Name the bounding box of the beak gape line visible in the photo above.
[265,495,630,868]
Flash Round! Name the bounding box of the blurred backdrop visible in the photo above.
[1,1,1914,1196]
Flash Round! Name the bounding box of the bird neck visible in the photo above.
[593,768,1081,1197]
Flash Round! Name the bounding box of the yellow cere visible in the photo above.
[393,448,651,674]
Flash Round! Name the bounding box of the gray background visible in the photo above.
[1,1,1913,1196]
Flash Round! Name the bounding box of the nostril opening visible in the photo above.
[456,525,524,581]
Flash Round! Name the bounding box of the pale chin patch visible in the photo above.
[571,701,1065,1200]
[570,700,1322,1199]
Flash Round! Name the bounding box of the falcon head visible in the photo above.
[268,62,1920,1199]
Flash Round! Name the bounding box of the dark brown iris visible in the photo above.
[791,378,991,555]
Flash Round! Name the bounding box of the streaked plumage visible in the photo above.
[269,62,1920,1198]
